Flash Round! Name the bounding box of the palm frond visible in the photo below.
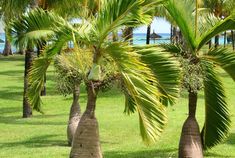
[198,13,220,37]
[141,0,166,17]
[54,50,92,96]
[164,0,196,51]
[159,43,183,56]
[95,0,153,44]
[7,8,64,48]
[28,56,51,113]
[135,45,182,106]
[105,42,167,144]
[200,59,231,149]
[0,0,29,21]
[203,48,235,81]
[197,13,235,50]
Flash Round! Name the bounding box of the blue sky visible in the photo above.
[0,17,170,34]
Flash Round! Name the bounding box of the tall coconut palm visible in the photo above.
[8,0,181,157]
[161,0,235,157]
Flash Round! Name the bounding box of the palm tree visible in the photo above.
[0,0,29,56]
[162,0,235,157]
[4,0,87,118]
[54,52,92,146]
[8,0,181,157]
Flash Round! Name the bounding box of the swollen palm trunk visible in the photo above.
[70,83,102,158]
[67,85,81,146]
[178,92,203,158]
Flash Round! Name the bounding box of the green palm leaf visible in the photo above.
[105,42,167,144]
[203,48,235,81]
[159,43,183,55]
[164,0,196,51]
[7,8,64,48]
[28,56,51,113]
[135,45,182,106]
[95,0,153,44]
[200,59,231,149]
[197,13,235,50]
[198,13,220,37]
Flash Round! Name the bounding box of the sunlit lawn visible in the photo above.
[0,54,235,158]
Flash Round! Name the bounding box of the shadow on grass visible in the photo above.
[104,148,177,158]
[0,55,24,62]
[204,151,233,157]
[0,114,67,126]
[0,134,68,148]
[0,70,23,77]
[0,90,22,101]
[104,148,234,158]
[0,106,21,115]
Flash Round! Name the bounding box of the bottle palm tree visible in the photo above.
[8,0,181,157]
[162,0,235,157]
[54,52,93,146]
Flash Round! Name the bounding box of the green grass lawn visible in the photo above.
[0,55,235,158]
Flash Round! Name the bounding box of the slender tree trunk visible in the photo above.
[170,25,173,43]
[146,25,151,44]
[40,76,46,96]
[231,30,235,50]
[208,40,212,49]
[37,41,47,96]
[173,27,177,44]
[224,31,226,48]
[214,35,219,48]
[23,49,34,118]
[70,82,102,158]
[179,30,183,44]
[3,35,13,56]
[123,27,133,45]
[18,45,25,55]
[67,84,82,146]
[22,0,38,118]
[178,91,203,158]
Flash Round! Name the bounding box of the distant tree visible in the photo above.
[0,0,29,56]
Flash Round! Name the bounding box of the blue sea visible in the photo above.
[0,32,228,53]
